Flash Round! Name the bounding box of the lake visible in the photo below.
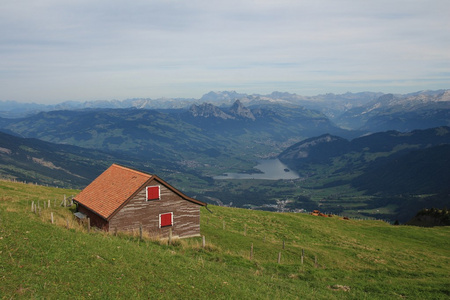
[213,158,300,180]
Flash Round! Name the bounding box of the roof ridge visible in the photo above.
[111,163,153,178]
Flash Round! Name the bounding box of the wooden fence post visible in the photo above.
[31,201,34,212]
[277,252,282,264]
[202,235,206,249]
[168,228,172,245]
[51,212,54,224]
[87,217,90,233]
[282,240,285,249]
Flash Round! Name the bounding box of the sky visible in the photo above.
[1,0,449,104]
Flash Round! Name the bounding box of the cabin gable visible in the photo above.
[108,178,201,238]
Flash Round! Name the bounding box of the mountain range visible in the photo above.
[335,90,450,131]
[0,89,449,222]
[3,89,449,132]
[0,100,351,177]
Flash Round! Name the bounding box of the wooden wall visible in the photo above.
[109,179,201,238]
[78,205,109,231]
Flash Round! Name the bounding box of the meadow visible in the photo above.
[0,180,449,299]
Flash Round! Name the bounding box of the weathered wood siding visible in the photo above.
[78,205,109,231]
[109,179,201,238]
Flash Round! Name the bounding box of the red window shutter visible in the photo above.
[146,186,160,200]
[160,212,173,227]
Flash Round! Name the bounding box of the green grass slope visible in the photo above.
[1,181,449,299]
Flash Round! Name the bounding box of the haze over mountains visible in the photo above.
[3,89,449,128]
[1,90,381,117]
[0,89,449,222]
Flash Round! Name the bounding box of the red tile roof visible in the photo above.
[74,164,205,220]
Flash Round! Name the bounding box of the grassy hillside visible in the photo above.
[1,180,449,299]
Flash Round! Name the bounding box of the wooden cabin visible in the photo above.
[73,164,206,238]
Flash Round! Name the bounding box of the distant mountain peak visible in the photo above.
[199,91,247,102]
[229,100,256,120]
[438,90,450,101]
[188,103,234,119]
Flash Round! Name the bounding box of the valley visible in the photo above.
[0,90,449,223]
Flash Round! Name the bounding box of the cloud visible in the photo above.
[1,0,449,102]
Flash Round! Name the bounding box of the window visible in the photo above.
[159,212,173,228]
[146,186,160,201]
